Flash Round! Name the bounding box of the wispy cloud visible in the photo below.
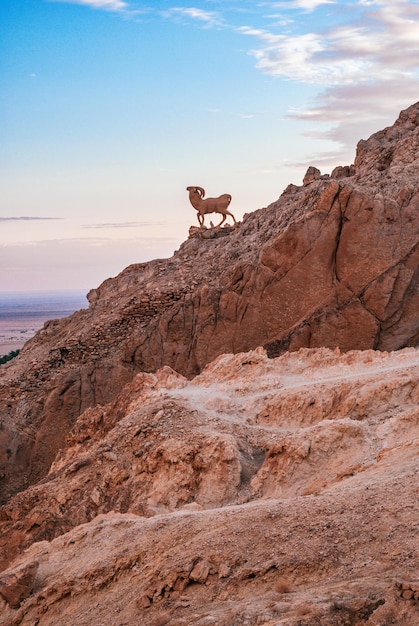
[239,1,419,85]
[83,221,164,229]
[238,0,419,158]
[288,79,419,161]
[269,0,336,11]
[0,217,61,222]
[239,27,332,83]
[50,0,129,12]
[162,7,224,28]
[0,236,179,290]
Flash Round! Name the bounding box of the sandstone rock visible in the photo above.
[0,346,418,626]
[0,561,38,608]
[303,165,321,185]
[0,102,419,626]
[189,560,210,583]
[331,164,355,179]
[1,103,418,504]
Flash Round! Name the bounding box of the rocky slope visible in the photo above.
[0,102,418,625]
[0,346,418,625]
[1,102,418,505]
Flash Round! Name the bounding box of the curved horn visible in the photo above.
[195,186,205,197]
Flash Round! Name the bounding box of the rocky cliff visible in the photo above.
[0,347,418,624]
[0,103,418,625]
[1,103,418,505]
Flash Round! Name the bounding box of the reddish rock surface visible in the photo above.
[1,103,418,504]
[0,347,418,624]
[0,102,418,625]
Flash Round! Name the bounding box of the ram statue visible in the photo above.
[186,186,236,228]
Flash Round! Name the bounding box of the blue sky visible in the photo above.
[1,0,419,291]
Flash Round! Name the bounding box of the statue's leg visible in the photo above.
[216,214,226,228]
[226,211,236,224]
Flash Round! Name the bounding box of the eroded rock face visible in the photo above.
[0,103,418,505]
[0,347,418,625]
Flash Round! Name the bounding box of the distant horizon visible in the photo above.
[0,287,88,354]
[0,288,90,296]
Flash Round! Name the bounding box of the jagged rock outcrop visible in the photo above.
[0,102,418,506]
[0,346,418,625]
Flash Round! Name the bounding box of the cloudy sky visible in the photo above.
[1,0,418,292]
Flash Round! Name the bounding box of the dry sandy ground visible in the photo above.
[0,318,46,355]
